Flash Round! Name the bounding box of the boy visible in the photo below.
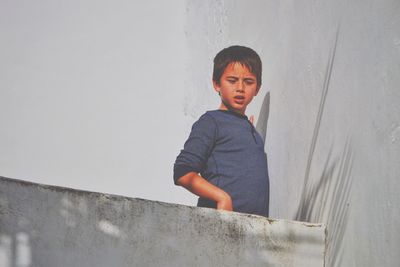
[173,45,269,217]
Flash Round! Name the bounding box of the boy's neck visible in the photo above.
[218,104,248,119]
[218,102,246,116]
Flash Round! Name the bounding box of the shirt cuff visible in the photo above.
[173,165,200,185]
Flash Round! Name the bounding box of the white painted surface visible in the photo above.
[0,0,194,206]
[1,1,399,266]
[185,1,400,266]
[0,177,326,267]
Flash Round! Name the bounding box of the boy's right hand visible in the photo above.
[177,172,233,212]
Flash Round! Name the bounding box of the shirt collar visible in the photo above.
[217,109,248,120]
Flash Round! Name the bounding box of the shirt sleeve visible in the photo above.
[173,113,217,185]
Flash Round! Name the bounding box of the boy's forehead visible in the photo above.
[223,62,255,76]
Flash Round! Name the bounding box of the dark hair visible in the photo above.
[212,45,262,87]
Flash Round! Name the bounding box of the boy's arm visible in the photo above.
[177,172,232,211]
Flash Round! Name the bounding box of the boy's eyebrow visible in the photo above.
[225,76,256,80]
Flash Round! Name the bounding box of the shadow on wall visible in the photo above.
[256,91,270,143]
[294,25,355,267]
[295,140,354,267]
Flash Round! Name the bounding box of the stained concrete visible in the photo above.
[0,176,326,267]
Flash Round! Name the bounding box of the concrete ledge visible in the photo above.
[0,176,326,266]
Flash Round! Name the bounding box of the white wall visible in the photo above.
[1,1,400,266]
[184,1,400,266]
[0,0,195,205]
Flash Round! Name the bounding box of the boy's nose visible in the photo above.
[236,81,245,92]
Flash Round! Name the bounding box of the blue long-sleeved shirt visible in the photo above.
[174,109,269,216]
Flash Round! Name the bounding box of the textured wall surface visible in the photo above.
[0,176,326,267]
[1,1,399,266]
[184,1,400,267]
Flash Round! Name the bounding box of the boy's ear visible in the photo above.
[255,85,261,96]
[212,80,221,94]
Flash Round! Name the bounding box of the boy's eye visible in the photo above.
[227,79,237,84]
[244,79,255,85]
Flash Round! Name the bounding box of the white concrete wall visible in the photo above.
[0,0,194,206]
[0,176,326,267]
[1,1,399,266]
[184,1,400,266]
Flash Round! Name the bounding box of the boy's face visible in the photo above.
[213,62,260,115]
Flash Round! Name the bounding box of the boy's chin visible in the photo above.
[220,101,247,114]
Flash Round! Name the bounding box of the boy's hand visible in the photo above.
[249,115,254,124]
[177,172,233,212]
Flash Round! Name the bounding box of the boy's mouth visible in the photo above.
[234,95,245,104]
